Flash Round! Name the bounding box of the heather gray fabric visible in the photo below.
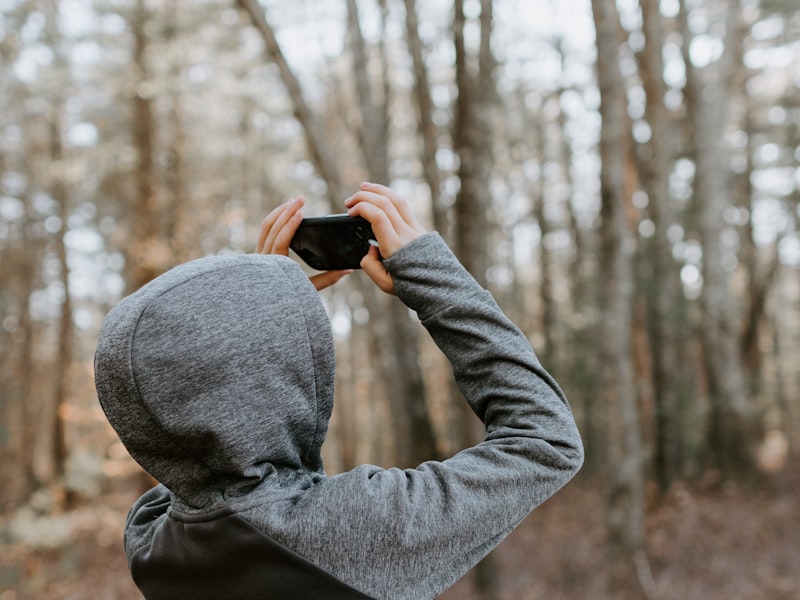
[95,232,583,599]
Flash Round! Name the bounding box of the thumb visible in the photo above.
[310,270,352,291]
[361,245,395,295]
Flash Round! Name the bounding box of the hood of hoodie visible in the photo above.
[94,254,334,508]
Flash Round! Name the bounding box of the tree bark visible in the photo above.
[43,0,71,485]
[637,0,688,492]
[531,104,556,357]
[127,0,163,293]
[452,0,494,287]
[239,0,438,468]
[452,2,503,597]
[237,0,345,204]
[49,106,71,483]
[345,0,437,467]
[402,0,446,236]
[591,0,647,594]
[680,0,758,477]
[164,0,192,265]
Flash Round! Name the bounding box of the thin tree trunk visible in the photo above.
[164,0,191,265]
[402,0,446,236]
[44,0,70,485]
[127,0,162,293]
[0,194,40,509]
[591,0,647,595]
[237,0,345,204]
[637,0,687,492]
[553,39,601,472]
[345,0,438,467]
[453,0,493,286]
[681,0,758,477]
[531,106,556,357]
[240,0,437,468]
[452,2,502,597]
[50,106,71,483]
[346,0,387,183]
[0,62,41,508]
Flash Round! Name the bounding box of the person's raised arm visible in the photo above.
[283,182,582,599]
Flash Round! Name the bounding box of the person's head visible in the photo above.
[95,254,335,508]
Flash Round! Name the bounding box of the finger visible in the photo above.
[257,205,285,253]
[360,246,395,295]
[310,269,352,291]
[266,207,303,255]
[359,181,419,227]
[347,201,403,257]
[257,198,298,253]
[261,196,304,255]
[345,190,406,232]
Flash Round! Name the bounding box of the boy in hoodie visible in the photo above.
[95,182,583,600]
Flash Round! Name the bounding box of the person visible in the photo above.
[95,182,584,600]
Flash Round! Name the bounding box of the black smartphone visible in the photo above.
[290,215,376,270]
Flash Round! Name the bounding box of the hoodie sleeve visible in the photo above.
[388,232,583,463]
[265,232,583,600]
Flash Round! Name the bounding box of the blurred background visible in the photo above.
[0,0,798,598]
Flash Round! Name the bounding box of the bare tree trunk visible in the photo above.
[0,41,42,507]
[552,39,601,472]
[731,9,779,407]
[41,0,71,486]
[402,0,446,236]
[346,0,438,467]
[127,0,163,293]
[637,0,688,492]
[49,107,71,484]
[531,104,556,357]
[453,0,494,287]
[346,0,388,183]
[452,2,502,597]
[0,195,40,510]
[239,0,438,468]
[591,0,647,595]
[680,0,758,477]
[237,0,345,204]
[164,0,191,265]
[14,239,40,497]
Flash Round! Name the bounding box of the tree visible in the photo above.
[44,0,71,484]
[238,0,438,468]
[591,0,646,595]
[345,0,438,467]
[679,0,759,477]
[126,0,166,293]
[402,0,446,234]
[451,2,504,597]
[636,0,690,492]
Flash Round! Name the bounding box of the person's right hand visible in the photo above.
[257,196,351,291]
[344,182,427,294]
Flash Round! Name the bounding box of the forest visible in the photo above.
[0,0,798,598]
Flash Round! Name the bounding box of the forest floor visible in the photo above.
[1,466,798,600]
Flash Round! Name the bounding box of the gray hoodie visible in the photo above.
[95,232,583,599]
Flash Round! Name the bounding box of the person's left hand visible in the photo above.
[256,196,351,291]
[344,182,427,294]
